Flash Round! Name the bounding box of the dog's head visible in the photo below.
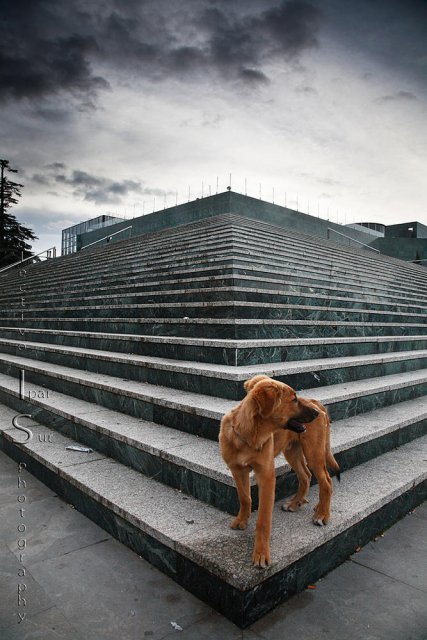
[243,375,319,433]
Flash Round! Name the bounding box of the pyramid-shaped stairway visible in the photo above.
[0,211,426,627]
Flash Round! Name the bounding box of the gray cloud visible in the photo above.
[375,91,418,104]
[0,0,322,106]
[35,165,175,205]
[0,0,108,105]
[54,169,142,204]
[295,84,317,94]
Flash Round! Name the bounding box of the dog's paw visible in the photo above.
[282,497,309,512]
[231,517,248,530]
[252,548,271,568]
[312,506,330,526]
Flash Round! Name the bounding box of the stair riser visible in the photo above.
[1,434,425,629]
[1,329,425,365]
[2,387,426,515]
[5,257,427,301]
[1,343,426,400]
[2,305,424,325]
[5,289,425,315]
[1,388,426,514]
[3,274,426,308]
[1,362,426,438]
[14,233,422,287]
[1,319,426,339]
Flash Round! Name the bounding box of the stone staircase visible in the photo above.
[0,211,426,627]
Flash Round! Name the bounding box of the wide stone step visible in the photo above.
[2,327,425,366]
[230,226,427,284]
[2,317,426,339]
[2,301,426,325]
[5,286,427,316]
[1,411,425,628]
[6,253,426,305]
[17,212,425,289]
[0,353,425,437]
[69,219,415,286]
[2,273,427,312]
[5,252,426,306]
[4,243,427,302]
[3,273,427,319]
[0,377,425,514]
[1,338,426,399]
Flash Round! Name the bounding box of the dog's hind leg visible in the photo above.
[229,465,252,530]
[282,441,311,512]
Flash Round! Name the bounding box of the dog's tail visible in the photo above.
[315,401,341,483]
[326,424,340,482]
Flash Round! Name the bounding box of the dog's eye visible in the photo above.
[293,396,298,403]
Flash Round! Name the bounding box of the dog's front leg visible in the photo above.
[229,465,252,530]
[252,462,276,567]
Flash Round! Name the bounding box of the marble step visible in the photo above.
[229,225,426,284]
[228,214,427,281]
[1,316,426,339]
[2,301,426,325]
[6,250,427,305]
[0,352,426,438]
[1,327,425,366]
[5,257,427,311]
[47,213,427,286]
[2,273,427,311]
[77,210,421,286]
[1,411,425,627]
[3,231,427,300]
[0,218,237,282]
[1,338,426,400]
[5,213,424,290]
[5,285,426,316]
[0,373,425,514]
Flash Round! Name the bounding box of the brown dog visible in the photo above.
[219,375,340,567]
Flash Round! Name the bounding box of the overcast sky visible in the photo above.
[1,0,426,252]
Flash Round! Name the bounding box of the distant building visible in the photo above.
[384,221,427,238]
[62,215,125,255]
[346,222,385,237]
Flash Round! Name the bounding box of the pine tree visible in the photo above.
[0,159,37,268]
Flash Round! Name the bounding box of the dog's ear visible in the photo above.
[244,375,270,394]
[232,396,257,444]
[252,381,281,418]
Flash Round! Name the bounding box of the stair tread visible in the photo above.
[1,406,425,591]
[1,326,425,348]
[3,300,427,317]
[2,352,426,418]
[1,338,426,380]
[0,372,425,487]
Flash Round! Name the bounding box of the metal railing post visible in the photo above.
[0,246,58,274]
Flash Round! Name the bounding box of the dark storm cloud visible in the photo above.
[0,0,321,105]
[321,0,427,87]
[54,169,142,205]
[0,0,108,104]
[375,91,418,105]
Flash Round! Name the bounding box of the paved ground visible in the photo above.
[0,449,426,640]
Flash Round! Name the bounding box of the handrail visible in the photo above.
[327,227,380,253]
[0,246,57,274]
[80,225,133,250]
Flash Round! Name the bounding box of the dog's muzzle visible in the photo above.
[285,419,306,433]
[284,407,320,433]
